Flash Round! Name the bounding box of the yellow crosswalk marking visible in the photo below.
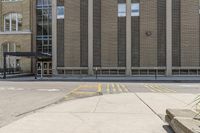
[153,85,171,93]
[145,84,162,92]
[106,84,110,93]
[116,84,123,92]
[144,84,176,93]
[120,84,129,92]
[154,85,176,93]
[98,84,102,93]
[144,84,156,92]
[112,83,117,93]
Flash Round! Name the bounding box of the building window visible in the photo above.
[36,0,52,54]
[0,42,21,69]
[118,3,126,17]
[37,0,52,7]
[131,3,140,16]
[57,6,64,19]
[4,13,22,32]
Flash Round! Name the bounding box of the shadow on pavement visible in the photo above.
[163,125,174,133]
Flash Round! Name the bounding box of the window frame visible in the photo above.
[3,13,23,32]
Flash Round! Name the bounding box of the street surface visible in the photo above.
[0,81,200,130]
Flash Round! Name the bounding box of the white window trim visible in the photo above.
[4,13,22,32]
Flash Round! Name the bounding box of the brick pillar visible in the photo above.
[52,0,58,75]
[126,0,132,76]
[166,0,172,76]
[88,0,94,75]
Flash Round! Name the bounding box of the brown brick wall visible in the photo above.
[181,0,200,67]
[140,0,158,67]
[1,0,31,32]
[64,0,80,67]
[101,0,118,67]
[0,34,32,72]
[0,0,32,73]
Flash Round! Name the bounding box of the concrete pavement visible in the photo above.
[0,93,198,133]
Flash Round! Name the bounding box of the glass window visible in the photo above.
[18,14,23,31]
[4,15,10,31]
[118,3,126,17]
[131,3,140,16]
[4,13,23,32]
[36,0,52,54]
[57,6,64,19]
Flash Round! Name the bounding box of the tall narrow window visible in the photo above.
[131,3,140,16]
[57,6,64,19]
[118,3,126,17]
[36,0,52,54]
[4,13,23,32]
[4,15,10,31]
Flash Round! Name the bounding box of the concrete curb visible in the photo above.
[165,109,200,133]
[1,76,200,82]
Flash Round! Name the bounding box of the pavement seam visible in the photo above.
[162,93,192,105]
[134,93,164,121]
[92,96,102,113]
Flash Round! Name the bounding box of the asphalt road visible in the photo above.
[0,81,81,127]
[0,81,200,128]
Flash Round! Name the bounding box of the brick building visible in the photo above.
[0,0,200,76]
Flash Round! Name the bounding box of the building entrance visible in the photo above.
[37,61,52,76]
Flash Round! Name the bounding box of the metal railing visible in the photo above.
[0,67,21,75]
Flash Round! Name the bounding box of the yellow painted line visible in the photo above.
[116,84,123,92]
[154,85,176,93]
[144,84,156,92]
[64,85,82,99]
[148,84,164,92]
[112,83,117,93]
[153,85,171,93]
[106,84,110,93]
[98,84,102,93]
[121,84,129,92]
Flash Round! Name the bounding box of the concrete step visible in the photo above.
[171,118,200,133]
[166,109,200,133]
[166,109,199,121]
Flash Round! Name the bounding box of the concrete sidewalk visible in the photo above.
[0,93,197,133]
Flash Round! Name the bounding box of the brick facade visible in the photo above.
[1,0,200,76]
[0,0,32,73]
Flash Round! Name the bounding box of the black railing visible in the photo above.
[0,67,21,75]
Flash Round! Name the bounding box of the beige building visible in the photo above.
[0,0,33,73]
[1,0,200,76]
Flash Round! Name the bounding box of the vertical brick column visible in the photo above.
[166,0,172,76]
[88,0,94,75]
[126,0,132,75]
[101,0,118,67]
[52,0,57,75]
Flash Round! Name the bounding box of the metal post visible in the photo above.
[35,55,37,79]
[155,69,157,80]
[41,62,43,79]
[3,53,6,79]
[95,67,98,79]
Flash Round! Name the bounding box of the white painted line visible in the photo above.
[37,89,60,92]
[0,87,6,90]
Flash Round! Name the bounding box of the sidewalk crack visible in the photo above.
[134,93,163,121]
[92,96,102,113]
